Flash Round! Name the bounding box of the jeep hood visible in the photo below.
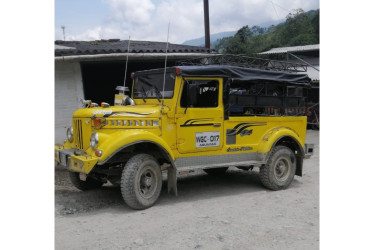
[72,105,161,118]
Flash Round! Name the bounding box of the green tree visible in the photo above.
[215,8,319,55]
[236,25,252,42]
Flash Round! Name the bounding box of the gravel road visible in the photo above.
[55,130,319,250]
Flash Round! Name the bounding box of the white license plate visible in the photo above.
[195,131,220,148]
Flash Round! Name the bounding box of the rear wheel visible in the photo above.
[68,172,103,191]
[203,167,228,175]
[121,154,162,210]
[260,146,296,190]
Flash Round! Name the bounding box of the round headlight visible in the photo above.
[90,132,99,149]
[66,127,73,142]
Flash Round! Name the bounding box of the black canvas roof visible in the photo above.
[135,65,311,86]
[178,65,311,85]
[55,39,213,57]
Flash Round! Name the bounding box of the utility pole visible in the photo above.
[61,26,66,41]
[203,0,210,49]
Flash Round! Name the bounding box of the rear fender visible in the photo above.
[258,127,304,153]
[258,127,305,176]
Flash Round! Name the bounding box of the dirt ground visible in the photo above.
[55,130,319,250]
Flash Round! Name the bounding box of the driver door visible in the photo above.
[176,78,224,154]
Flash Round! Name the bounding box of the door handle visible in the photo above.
[213,123,221,127]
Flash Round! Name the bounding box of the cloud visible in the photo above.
[61,0,319,43]
[65,27,102,41]
[104,0,155,25]
[79,0,206,43]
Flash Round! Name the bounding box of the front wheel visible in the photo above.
[121,154,162,210]
[260,146,296,190]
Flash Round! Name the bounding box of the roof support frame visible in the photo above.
[288,53,320,72]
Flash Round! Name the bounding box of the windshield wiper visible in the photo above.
[152,86,162,103]
[141,86,147,103]
[139,77,162,103]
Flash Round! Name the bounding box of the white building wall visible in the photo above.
[55,61,84,144]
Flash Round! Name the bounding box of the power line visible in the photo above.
[268,0,291,14]
[270,1,281,22]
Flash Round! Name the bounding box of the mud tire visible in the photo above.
[260,146,296,191]
[121,154,162,210]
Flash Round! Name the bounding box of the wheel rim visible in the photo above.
[137,166,158,199]
[274,157,291,182]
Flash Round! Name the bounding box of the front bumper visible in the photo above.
[55,145,99,174]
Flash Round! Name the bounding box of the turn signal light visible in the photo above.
[101,102,110,108]
[93,118,105,127]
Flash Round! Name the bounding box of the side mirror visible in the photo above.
[187,83,198,107]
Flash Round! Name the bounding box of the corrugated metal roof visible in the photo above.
[302,66,319,81]
[55,39,213,57]
[259,44,319,55]
[55,45,75,50]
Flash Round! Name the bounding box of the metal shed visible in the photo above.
[259,44,319,82]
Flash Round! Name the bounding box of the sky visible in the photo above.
[55,0,319,44]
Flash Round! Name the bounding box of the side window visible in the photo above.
[181,80,219,108]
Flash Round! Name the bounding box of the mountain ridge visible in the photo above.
[182,20,280,47]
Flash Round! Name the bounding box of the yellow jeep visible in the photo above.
[55,64,314,210]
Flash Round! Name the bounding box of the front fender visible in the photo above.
[95,129,175,164]
[257,126,305,154]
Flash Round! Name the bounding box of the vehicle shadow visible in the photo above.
[55,168,302,215]
[158,169,302,205]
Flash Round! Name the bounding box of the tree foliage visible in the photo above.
[215,9,319,55]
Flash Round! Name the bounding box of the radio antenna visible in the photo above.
[124,36,131,88]
[161,22,170,109]
[61,26,66,41]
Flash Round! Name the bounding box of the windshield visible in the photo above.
[133,72,175,100]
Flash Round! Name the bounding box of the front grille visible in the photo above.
[73,119,84,150]
[72,118,92,150]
